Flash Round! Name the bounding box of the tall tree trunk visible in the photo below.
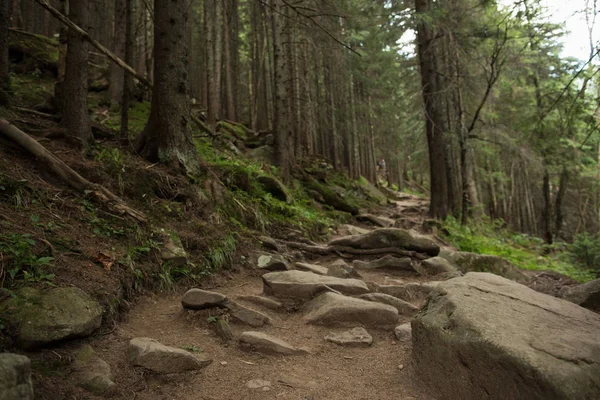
[415,0,448,219]
[0,0,10,106]
[62,0,92,149]
[135,0,200,173]
[120,0,133,141]
[110,0,127,106]
[223,0,235,120]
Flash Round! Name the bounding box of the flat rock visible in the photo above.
[329,228,439,256]
[378,282,440,302]
[129,338,212,373]
[359,293,419,316]
[159,230,187,267]
[237,295,283,310]
[0,353,34,400]
[72,345,116,397]
[181,289,227,310]
[262,270,370,299]
[337,224,371,236]
[304,292,398,327]
[393,323,412,343]
[439,249,530,283]
[357,214,395,227]
[0,287,102,349]
[325,327,373,347]
[258,236,280,252]
[257,254,289,271]
[559,278,600,312]
[327,259,358,279]
[295,262,328,276]
[224,301,272,327]
[421,256,457,275]
[353,255,417,273]
[412,272,600,400]
[239,331,307,355]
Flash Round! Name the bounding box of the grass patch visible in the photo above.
[443,217,596,282]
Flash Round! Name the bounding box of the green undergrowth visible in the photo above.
[10,73,55,106]
[444,217,596,282]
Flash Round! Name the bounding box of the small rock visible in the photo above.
[421,256,457,275]
[237,295,283,310]
[258,236,280,252]
[239,331,308,355]
[305,292,399,327]
[394,323,412,343]
[129,338,212,373]
[257,254,288,271]
[224,301,272,327]
[0,287,103,349]
[278,375,318,389]
[159,230,188,267]
[353,255,417,273]
[359,293,419,316]
[327,259,358,279]
[72,345,116,397]
[262,270,370,299]
[295,262,329,276]
[220,361,228,366]
[246,379,272,390]
[0,353,34,400]
[213,318,234,341]
[182,289,227,310]
[325,327,373,347]
[337,224,371,236]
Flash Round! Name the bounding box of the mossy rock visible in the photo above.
[0,287,103,349]
[356,177,387,205]
[217,120,252,141]
[257,176,292,203]
[303,177,358,215]
[9,30,58,75]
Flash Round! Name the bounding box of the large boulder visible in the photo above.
[438,250,529,283]
[329,228,440,256]
[0,287,103,349]
[0,353,34,400]
[357,179,388,205]
[304,292,398,327]
[129,338,212,373]
[559,278,600,313]
[181,289,227,310]
[262,270,370,299]
[412,272,600,400]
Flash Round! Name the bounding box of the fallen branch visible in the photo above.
[280,240,429,260]
[33,0,152,88]
[0,120,148,223]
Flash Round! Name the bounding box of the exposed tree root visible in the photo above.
[280,240,430,260]
[0,120,148,223]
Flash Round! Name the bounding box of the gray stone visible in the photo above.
[329,228,439,256]
[224,301,272,327]
[246,379,272,390]
[239,331,307,355]
[262,270,370,299]
[327,259,357,279]
[559,278,600,313]
[378,282,440,302]
[357,214,395,227]
[257,254,289,271]
[304,292,398,327]
[352,255,417,273]
[438,249,530,283]
[421,256,457,275]
[412,272,600,400]
[0,353,33,400]
[159,230,187,267]
[129,337,212,373]
[325,327,373,347]
[72,345,116,397]
[337,224,371,236]
[295,262,328,276]
[359,293,419,316]
[258,236,280,252]
[181,289,227,310]
[0,287,102,349]
[393,323,412,343]
[237,295,283,310]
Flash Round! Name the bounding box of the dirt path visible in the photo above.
[42,194,443,400]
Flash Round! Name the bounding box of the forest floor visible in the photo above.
[30,195,441,400]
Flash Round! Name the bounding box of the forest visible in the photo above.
[1,0,600,399]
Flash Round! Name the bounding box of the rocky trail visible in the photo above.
[3,194,600,400]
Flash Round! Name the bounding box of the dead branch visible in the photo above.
[0,120,148,224]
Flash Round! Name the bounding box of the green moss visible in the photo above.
[101,101,151,135]
[10,74,55,106]
[217,120,251,141]
[9,30,59,65]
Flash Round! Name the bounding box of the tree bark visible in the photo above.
[0,0,10,106]
[62,0,92,149]
[134,0,200,174]
[415,0,448,219]
[110,0,127,106]
[120,0,133,141]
